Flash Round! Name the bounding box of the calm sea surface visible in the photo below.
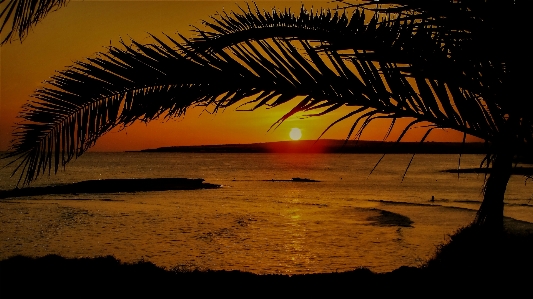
[1,153,533,273]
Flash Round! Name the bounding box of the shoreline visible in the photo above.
[0,178,220,199]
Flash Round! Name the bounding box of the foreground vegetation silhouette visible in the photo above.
[1,225,532,296]
[0,0,68,44]
[4,0,530,231]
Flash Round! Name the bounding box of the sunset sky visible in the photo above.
[0,0,479,152]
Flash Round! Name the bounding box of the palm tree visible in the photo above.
[0,0,68,45]
[347,0,531,228]
[4,0,529,230]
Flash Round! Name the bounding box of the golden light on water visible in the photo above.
[289,128,302,140]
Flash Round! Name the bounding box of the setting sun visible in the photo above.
[289,128,302,140]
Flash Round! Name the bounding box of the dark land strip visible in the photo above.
[0,177,322,200]
[372,198,533,209]
[2,224,533,297]
[137,140,488,154]
[443,167,533,175]
[0,178,220,199]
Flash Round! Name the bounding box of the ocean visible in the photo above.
[1,153,532,273]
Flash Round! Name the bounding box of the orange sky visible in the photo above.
[0,0,480,152]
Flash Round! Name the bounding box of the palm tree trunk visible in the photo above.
[474,150,513,230]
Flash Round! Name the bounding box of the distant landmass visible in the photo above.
[135,140,486,154]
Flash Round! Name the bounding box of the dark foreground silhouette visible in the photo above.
[1,226,532,297]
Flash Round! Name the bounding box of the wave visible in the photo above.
[365,208,414,228]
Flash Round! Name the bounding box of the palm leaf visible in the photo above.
[0,0,68,44]
[5,5,510,185]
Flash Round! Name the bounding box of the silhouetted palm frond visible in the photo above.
[5,5,509,186]
[0,0,68,44]
[337,0,531,227]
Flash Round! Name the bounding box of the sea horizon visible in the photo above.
[129,139,488,154]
